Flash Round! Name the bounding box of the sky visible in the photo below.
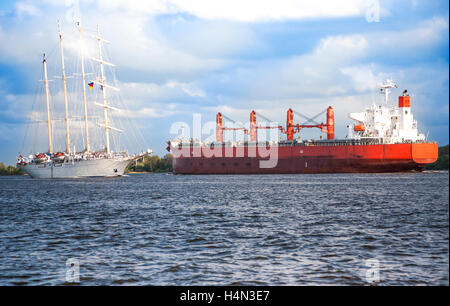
[0,0,448,164]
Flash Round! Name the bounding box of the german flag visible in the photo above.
[88,82,94,90]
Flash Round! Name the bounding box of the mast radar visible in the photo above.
[379,79,398,105]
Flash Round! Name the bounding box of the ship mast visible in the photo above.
[92,24,122,154]
[42,54,53,154]
[96,25,110,155]
[77,20,91,154]
[58,21,70,154]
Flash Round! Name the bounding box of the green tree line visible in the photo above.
[126,154,173,173]
[0,163,25,175]
[425,145,449,170]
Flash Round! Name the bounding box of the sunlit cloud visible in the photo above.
[15,2,40,19]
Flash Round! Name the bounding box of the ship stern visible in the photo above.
[412,143,438,165]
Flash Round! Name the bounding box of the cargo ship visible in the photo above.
[168,80,438,174]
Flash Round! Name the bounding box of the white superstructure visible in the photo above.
[347,79,426,143]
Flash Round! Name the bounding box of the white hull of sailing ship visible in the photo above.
[19,157,132,179]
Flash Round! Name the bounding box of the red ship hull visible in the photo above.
[171,142,438,174]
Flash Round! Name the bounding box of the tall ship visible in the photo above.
[168,80,437,174]
[17,21,151,178]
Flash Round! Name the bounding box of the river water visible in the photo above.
[0,172,448,285]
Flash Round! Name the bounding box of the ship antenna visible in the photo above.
[58,20,71,154]
[43,53,53,154]
[77,20,91,154]
[380,79,398,105]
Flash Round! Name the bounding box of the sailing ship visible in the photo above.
[17,21,151,178]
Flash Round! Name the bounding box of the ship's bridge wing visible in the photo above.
[349,112,365,123]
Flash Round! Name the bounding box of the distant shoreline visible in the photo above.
[126,171,171,174]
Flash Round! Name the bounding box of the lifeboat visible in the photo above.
[34,153,48,163]
[16,158,27,166]
[16,155,27,166]
[53,152,66,163]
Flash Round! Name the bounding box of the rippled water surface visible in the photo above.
[0,172,448,285]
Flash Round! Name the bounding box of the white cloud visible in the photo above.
[169,0,368,22]
[340,65,385,93]
[166,81,205,97]
[315,35,368,59]
[118,106,174,119]
[161,19,263,58]
[78,12,229,76]
[15,2,40,19]
[0,2,231,75]
[54,0,369,22]
[96,0,176,15]
[365,16,449,56]
[0,22,54,65]
[229,34,371,101]
[120,80,205,103]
